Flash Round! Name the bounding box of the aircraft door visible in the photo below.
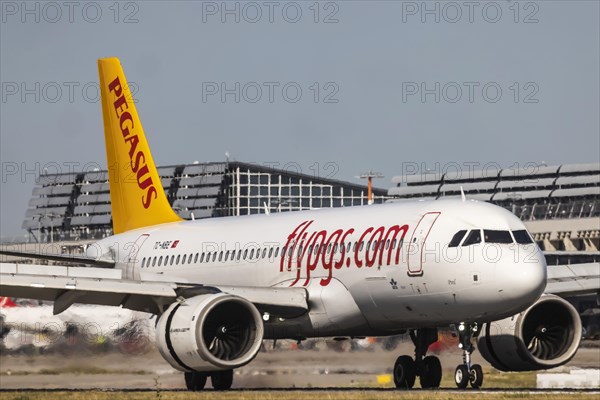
[407,212,440,276]
[125,234,149,280]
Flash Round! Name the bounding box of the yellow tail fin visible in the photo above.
[98,57,181,234]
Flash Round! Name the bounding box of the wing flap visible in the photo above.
[0,249,114,268]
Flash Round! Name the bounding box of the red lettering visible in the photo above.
[131,150,145,173]
[320,229,343,286]
[380,224,409,265]
[125,134,139,159]
[336,229,354,269]
[136,165,153,190]
[142,186,157,209]
[120,112,133,138]
[280,221,310,272]
[354,227,373,268]
[108,77,122,97]
[366,227,385,267]
[113,94,128,118]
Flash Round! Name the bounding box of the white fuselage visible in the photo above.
[91,199,547,338]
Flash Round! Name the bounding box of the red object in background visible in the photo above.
[0,297,17,308]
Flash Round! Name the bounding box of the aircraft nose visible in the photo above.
[496,245,547,307]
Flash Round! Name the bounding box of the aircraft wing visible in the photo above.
[0,263,308,318]
[545,263,600,297]
[0,249,114,268]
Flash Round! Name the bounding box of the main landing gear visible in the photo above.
[393,328,442,389]
[184,369,233,391]
[453,322,483,389]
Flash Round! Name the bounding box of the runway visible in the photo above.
[1,341,598,394]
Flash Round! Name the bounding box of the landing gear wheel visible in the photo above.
[211,369,233,391]
[454,365,469,389]
[184,371,207,391]
[419,355,442,389]
[469,364,483,389]
[393,355,416,389]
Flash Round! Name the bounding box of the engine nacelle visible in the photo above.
[478,294,582,371]
[156,293,264,372]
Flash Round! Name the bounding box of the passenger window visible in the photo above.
[212,253,217,262]
[194,253,199,263]
[141,258,145,268]
[449,230,467,248]
[200,253,205,263]
[218,251,223,262]
[224,251,229,262]
[262,248,267,258]
[347,242,351,252]
[269,247,274,258]
[513,230,534,244]
[274,247,279,257]
[462,230,482,246]
[206,252,211,262]
[243,249,248,259]
[176,255,181,265]
[249,249,255,259]
[158,256,163,266]
[484,230,513,244]
[152,257,157,267]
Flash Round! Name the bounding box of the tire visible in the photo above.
[469,364,484,389]
[454,365,469,389]
[211,369,234,391]
[419,355,442,389]
[184,371,207,391]
[393,355,416,389]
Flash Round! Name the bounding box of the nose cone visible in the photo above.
[496,245,547,313]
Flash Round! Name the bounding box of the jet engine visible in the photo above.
[156,293,264,372]
[478,294,582,371]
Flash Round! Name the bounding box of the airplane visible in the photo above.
[0,57,589,391]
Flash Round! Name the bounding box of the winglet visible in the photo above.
[98,58,182,234]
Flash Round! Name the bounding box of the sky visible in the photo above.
[1,0,599,236]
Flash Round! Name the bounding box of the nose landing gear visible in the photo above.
[453,322,484,389]
[393,328,442,389]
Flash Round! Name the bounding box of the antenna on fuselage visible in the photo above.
[460,186,466,202]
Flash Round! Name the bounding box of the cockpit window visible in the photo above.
[462,230,481,246]
[449,230,467,247]
[483,230,513,244]
[513,229,534,244]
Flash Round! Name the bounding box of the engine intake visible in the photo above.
[478,294,582,371]
[156,293,264,372]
